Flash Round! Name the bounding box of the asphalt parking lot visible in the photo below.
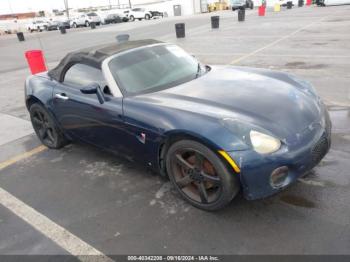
[0,5,350,257]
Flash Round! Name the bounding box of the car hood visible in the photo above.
[141,65,323,143]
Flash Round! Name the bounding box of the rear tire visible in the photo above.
[85,21,90,27]
[30,103,69,149]
[166,140,240,211]
[145,14,151,20]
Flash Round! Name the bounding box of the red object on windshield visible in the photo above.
[25,50,47,75]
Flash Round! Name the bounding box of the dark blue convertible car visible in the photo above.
[25,39,331,210]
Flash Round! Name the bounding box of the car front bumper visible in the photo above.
[227,111,331,200]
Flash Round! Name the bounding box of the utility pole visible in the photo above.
[129,0,132,8]
[7,0,13,14]
[109,0,112,9]
[64,0,70,19]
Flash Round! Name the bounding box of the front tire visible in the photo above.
[145,14,151,20]
[85,21,90,27]
[129,15,135,21]
[30,103,69,149]
[166,140,240,211]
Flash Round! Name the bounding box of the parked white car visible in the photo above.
[27,20,49,32]
[126,8,163,22]
[230,0,254,10]
[70,12,102,28]
[316,0,350,5]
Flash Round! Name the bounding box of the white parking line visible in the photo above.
[230,15,331,65]
[0,187,113,261]
[298,178,326,187]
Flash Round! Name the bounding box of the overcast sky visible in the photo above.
[0,0,133,14]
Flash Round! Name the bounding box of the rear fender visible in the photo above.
[25,73,55,110]
[25,74,70,139]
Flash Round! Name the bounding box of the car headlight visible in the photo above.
[220,118,282,154]
[250,130,281,154]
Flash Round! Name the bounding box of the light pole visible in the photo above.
[7,0,13,14]
[129,0,132,8]
[64,0,69,19]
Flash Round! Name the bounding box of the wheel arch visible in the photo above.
[26,94,69,141]
[158,130,226,177]
[26,95,44,110]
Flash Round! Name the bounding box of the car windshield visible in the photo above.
[87,12,97,16]
[108,44,204,95]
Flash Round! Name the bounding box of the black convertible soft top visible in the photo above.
[48,39,162,82]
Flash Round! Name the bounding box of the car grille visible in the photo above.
[311,135,329,165]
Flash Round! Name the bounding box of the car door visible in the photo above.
[132,8,141,18]
[79,15,85,25]
[52,63,128,153]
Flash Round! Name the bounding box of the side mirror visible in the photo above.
[80,84,97,94]
[80,83,105,104]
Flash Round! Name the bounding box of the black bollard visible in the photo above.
[298,0,304,6]
[59,26,66,34]
[238,8,245,22]
[211,16,220,29]
[90,22,96,29]
[287,1,293,8]
[175,23,185,38]
[16,32,25,42]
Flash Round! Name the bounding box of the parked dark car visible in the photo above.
[150,11,164,18]
[25,40,331,211]
[46,21,70,31]
[104,14,123,24]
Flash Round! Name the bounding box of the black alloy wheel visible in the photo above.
[30,103,68,149]
[166,140,239,211]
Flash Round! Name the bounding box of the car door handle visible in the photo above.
[55,93,69,100]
